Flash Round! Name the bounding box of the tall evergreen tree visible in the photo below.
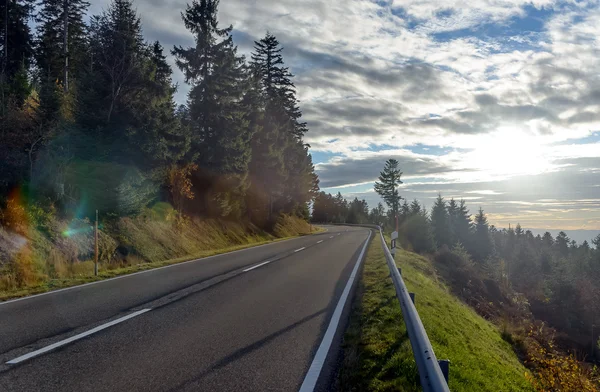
[431,194,451,248]
[35,0,90,90]
[247,33,293,222]
[471,207,494,262]
[447,198,458,244]
[172,0,254,217]
[369,202,386,225]
[454,199,472,247]
[0,0,34,108]
[374,158,403,220]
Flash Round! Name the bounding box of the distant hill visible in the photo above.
[528,229,598,245]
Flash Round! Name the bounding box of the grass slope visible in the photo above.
[339,233,532,391]
[0,210,321,301]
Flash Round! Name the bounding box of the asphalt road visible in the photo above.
[0,225,371,391]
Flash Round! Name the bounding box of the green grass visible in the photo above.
[339,234,533,392]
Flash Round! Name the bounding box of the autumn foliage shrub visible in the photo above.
[524,323,599,391]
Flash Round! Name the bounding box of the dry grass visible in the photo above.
[0,204,318,300]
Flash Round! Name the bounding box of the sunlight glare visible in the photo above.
[465,128,552,178]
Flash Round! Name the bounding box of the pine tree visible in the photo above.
[555,231,570,256]
[246,34,289,221]
[542,232,554,248]
[454,199,472,248]
[369,202,385,225]
[471,207,494,262]
[431,194,451,248]
[1,0,35,108]
[447,198,458,244]
[172,0,254,217]
[35,0,90,90]
[374,159,403,218]
[409,199,422,215]
[81,0,148,130]
[515,223,524,238]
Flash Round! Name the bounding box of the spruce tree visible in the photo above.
[431,194,451,248]
[172,0,254,217]
[247,33,290,222]
[454,199,473,247]
[374,159,403,219]
[447,198,458,244]
[1,0,34,107]
[471,207,494,262]
[35,0,90,90]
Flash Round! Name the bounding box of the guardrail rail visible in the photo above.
[377,227,451,392]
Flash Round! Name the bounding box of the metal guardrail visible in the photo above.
[377,227,451,392]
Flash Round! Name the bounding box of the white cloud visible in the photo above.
[90,0,600,229]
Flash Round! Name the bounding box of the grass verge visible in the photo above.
[338,233,533,391]
[0,224,324,302]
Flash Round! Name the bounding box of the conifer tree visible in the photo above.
[172,0,254,217]
[431,194,451,247]
[471,207,494,261]
[374,159,403,219]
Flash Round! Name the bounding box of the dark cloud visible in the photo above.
[316,153,461,188]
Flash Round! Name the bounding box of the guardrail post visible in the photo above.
[397,266,402,275]
[409,292,415,304]
[438,359,450,383]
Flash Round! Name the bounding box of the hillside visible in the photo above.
[339,233,533,391]
[0,202,315,301]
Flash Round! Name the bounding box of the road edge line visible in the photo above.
[0,230,331,306]
[298,229,372,392]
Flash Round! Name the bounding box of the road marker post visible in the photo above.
[94,209,98,276]
[390,230,398,257]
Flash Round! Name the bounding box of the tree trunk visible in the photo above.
[63,0,69,92]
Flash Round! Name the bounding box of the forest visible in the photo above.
[313,159,600,390]
[0,0,317,222]
[0,0,319,295]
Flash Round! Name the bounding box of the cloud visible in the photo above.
[88,0,600,229]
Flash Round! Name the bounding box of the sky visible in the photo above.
[92,0,600,234]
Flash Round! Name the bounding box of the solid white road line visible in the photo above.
[0,234,312,306]
[294,247,306,253]
[243,260,273,272]
[299,230,372,392]
[316,240,323,244]
[6,308,151,365]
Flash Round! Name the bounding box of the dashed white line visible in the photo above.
[6,308,151,365]
[299,230,372,392]
[329,236,334,239]
[316,240,323,244]
[337,233,341,236]
[294,247,306,253]
[243,260,273,272]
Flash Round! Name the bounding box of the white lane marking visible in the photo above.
[243,260,273,272]
[0,234,313,306]
[294,247,306,253]
[6,309,151,365]
[329,236,334,239]
[316,240,323,244]
[299,230,372,392]
[337,233,341,236]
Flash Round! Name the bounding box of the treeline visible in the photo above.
[0,0,317,227]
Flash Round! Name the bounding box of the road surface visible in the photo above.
[0,225,371,391]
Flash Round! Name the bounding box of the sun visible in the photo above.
[464,127,552,178]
